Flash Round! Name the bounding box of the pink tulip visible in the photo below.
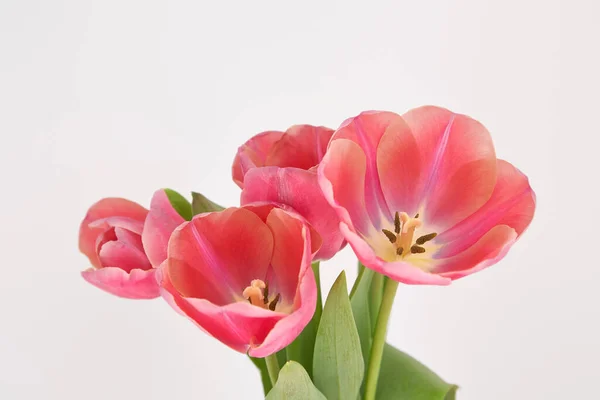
[233,125,345,260]
[79,190,185,298]
[158,204,318,357]
[319,106,536,285]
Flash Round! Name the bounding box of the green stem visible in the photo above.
[369,272,384,330]
[364,277,399,400]
[265,353,281,386]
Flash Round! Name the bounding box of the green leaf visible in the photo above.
[286,262,322,377]
[266,361,326,400]
[164,188,193,221]
[349,265,376,384]
[191,191,224,215]
[249,356,272,396]
[313,271,364,400]
[376,343,459,400]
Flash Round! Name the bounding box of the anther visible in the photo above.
[263,282,269,304]
[414,213,420,218]
[394,212,401,234]
[269,293,281,311]
[410,245,426,254]
[382,229,397,243]
[416,232,437,245]
[396,247,404,256]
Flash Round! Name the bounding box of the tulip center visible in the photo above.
[242,279,281,311]
[382,212,437,259]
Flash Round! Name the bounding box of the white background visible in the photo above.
[0,1,597,399]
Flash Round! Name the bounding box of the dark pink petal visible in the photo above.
[333,112,399,227]
[232,130,286,188]
[434,225,517,279]
[318,138,372,236]
[142,189,185,267]
[435,159,536,258]
[81,267,159,299]
[265,125,334,169]
[98,240,152,272]
[167,208,274,305]
[79,198,148,269]
[340,223,451,285]
[402,106,497,230]
[241,167,344,260]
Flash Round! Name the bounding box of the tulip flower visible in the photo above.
[79,190,185,299]
[319,106,536,285]
[158,204,318,357]
[233,125,345,260]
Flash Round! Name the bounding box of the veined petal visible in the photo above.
[434,225,517,279]
[402,106,497,230]
[265,125,334,169]
[142,189,186,267]
[232,130,286,188]
[241,167,343,260]
[167,208,274,305]
[81,267,159,299]
[79,198,148,269]
[435,159,536,258]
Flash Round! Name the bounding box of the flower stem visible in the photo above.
[364,277,399,400]
[265,353,281,386]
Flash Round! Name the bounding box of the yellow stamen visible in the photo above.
[242,279,281,311]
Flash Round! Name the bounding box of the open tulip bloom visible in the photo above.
[78,106,535,399]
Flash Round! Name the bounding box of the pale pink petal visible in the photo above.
[114,227,145,254]
[142,189,186,267]
[241,167,343,260]
[377,118,423,216]
[435,160,536,258]
[402,106,497,230]
[340,223,451,286]
[98,241,152,272]
[434,225,517,279]
[81,267,159,299]
[265,125,334,169]
[79,198,148,269]
[232,130,286,188]
[318,138,372,236]
[167,208,274,305]
[332,112,399,226]
[89,216,145,235]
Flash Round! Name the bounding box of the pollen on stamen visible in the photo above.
[382,229,397,243]
[263,282,270,304]
[396,247,404,256]
[394,211,401,234]
[410,245,426,254]
[414,213,420,218]
[416,232,437,245]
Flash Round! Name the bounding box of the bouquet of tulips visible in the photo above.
[78,106,535,399]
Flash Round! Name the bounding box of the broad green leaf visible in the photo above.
[249,356,272,396]
[266,361,326,400]
[164,188,193,221]
[191,191,224,215]
[286,262,322,377]
[349,265,375,376]
[376,343,459,400]
[313,271,364,400]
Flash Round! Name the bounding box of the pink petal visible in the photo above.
[435,159,536,258]
[241,167,344,260]
[142,189,185,267]
[333,112,399,227]
[89,216,145,235]
[81,267,159,299]
[250,266,317,357]
[318,138,372,236]
[167,208,274,305]
[98,241,152,272]
[340,223,451,285]
[79,198,148,269]
[402,106,497,230]
[434,225,517,279]
[232,130,286,188]
[265,125,334,169]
